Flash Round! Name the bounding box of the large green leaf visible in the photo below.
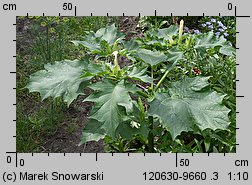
[194,31,226,50]
[167,47,184,63]
[80,62,109,78]
[127,67,153,83]
[80,119,106,144]
[149,76,231,139]
[150,25,178,40]
[219,44,236,56]
[72,32,101,52]
[135,49,167,66]
[26,60,88,106]
[95,24,124,45]
[165,47,184,71]
[72,24,124,57]
[123,40,139,51]
[84,80,138,137]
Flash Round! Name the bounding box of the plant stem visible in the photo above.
[151,66,154,91]
[148,116,154,152]
[154,70,169,92]
[136,91,149,98]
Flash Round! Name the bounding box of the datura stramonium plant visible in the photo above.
[25,22,235,152]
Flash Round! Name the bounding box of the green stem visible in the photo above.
[136,91,149,98]
[151,66,154,91]
[154,70,169,92]
[147,116,154,152]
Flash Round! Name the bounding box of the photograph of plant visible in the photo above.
[16,16,236,153]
